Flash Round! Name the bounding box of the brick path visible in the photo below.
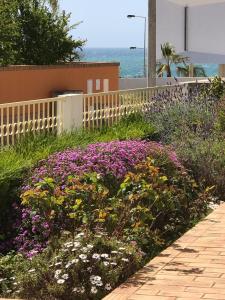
[104,203,225,300]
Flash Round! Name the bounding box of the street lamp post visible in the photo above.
[148,0,156,87]
[127,14,147,78]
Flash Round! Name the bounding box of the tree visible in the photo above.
[0,1,20,65]
[47,0,59,13]
[157,42,189,77]
[0,0,85,66]
[176,65,207,77]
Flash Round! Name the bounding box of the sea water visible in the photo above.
[81,48,218,78]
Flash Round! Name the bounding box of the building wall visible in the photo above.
[188,2,225,55]
[157,1,225,57]
[0,62,119,103]
[157,0,185,58]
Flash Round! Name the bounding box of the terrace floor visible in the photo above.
[104,203,225,300]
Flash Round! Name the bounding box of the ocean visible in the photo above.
[81,48,219,78]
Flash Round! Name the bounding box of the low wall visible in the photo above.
[0,62,120,104]
[120,77,208,90]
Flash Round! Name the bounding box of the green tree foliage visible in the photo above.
[0,1,20,65]
[176,64,207,77]
[47,0,59,12]
[0,0,85,66]
[157,42,189,77]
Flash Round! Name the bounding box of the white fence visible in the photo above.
[0,84,187,146]
[0,98,60,146]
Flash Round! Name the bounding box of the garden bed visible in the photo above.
[1,78,225,299]
[0,140,211,299]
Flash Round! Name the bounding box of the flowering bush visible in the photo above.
[1,233,143,300]
[0,140,212,299]
[15,141,211,259]
[15,141,184,257]
[112,158,210,253]
[24,140,183,190]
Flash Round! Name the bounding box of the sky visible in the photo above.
[60,0,147,48]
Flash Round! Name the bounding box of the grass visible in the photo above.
[0,114,156,198]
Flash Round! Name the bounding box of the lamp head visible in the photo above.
[127,14,136,18]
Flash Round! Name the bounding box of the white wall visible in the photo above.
[119,77,208,90]
[188,3,225,55]
[157,0,185,58]
[157,1,225,57]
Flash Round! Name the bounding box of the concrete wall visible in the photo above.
[157,0,185,58]
[120,77,208,90]
[0,62,120,103]
[188,3,225,55]
[157,1,225,57]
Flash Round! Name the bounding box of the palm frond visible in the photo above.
[157,64,169,77]
[176,66,189,77]
[193,66,207,77]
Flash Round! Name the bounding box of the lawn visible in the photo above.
[0,77,225,299]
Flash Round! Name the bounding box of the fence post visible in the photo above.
[57,94,83,134]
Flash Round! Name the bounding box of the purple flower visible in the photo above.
[16,140,183,257]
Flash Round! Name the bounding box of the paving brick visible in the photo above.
[103,204,225,300]
[129,296,176,300]
[158,291,204,298]
[176,298,202,300]
[203,294,225,299]
[185,286,225,294]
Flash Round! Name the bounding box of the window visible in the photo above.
[103,79,109,92]
[87,79,93,94]
[96,79,101,90]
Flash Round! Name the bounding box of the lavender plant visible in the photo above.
[146,78,225,143]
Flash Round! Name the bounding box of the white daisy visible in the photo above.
[79,254,87,260]
[91,286,98,294]
[57,279,65,284]
[105,283,112,291]
[62,274,69,280]
[101,254,109,258]
[121,258,129,262]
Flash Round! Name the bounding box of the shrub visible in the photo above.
[16,141,209,257]
[176,135,225,199]
[0,233,143,300]
[198,76,225,102]
[0,116,157,254]
[16,141,183,257]
[23,140,182,191]
[142,80,225,201]
[148,88,220,143]
[145,78,225,144]
[113,158,209,253]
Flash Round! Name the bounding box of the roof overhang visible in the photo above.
[168,0,225,6]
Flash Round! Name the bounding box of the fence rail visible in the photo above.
[0,98,60,146]
[83,85,184,129]
[0,84,187,146]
